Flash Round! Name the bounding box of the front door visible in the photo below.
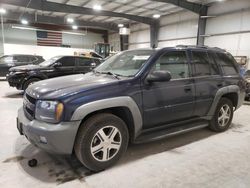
[142,50,195,129]
[50,56,76,78]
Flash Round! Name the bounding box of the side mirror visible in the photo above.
[146,70,171,83]
[53,62,62,68]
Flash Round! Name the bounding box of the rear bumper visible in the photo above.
[17,107,81,154]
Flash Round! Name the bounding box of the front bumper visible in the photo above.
[6,73,25,89]
[17,107,81,154]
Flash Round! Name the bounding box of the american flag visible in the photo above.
[36,31,62,46]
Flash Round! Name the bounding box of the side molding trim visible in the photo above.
[71,97,143,137]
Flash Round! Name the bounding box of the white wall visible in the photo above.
[204,0,250,69]
[0,24,104,55]
[4,43,92,60]
[128,11,199,49]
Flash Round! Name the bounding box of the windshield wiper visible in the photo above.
[93,70,121,80]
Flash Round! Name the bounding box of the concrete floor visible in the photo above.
[0,81,250,188]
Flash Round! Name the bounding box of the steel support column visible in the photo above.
[150,22,159,48]
[197,7,208,46]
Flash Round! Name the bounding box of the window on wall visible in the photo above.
[153,51,189,79]
[191,51,211,77]
[215,53,238,75]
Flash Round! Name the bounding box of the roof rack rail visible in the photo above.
[176,45,209,49]
[175,45,226,52]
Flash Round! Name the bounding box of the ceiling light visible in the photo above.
[21,19,28,25]
[12,26,86,36]
[67,18,74,23]
[72,25,78,30]
[93,5,102,11]
[0,8,6,14]
[118,24,124,28]
[153,14,161,19]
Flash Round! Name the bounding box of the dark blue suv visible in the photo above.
[17,46,245,171]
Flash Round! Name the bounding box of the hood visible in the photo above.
[9,65,49,72]
[26,72,120,99]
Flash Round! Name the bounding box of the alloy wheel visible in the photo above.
[90,126,122,162]
[218,104,231,127]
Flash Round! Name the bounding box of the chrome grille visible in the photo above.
[23,93,36,120]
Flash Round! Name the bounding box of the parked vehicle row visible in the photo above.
[0,54,44,77]
[17,46,245,172]
[6,55,101,90]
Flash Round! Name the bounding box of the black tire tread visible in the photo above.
[209,97,234,132]
[74,113,129,172]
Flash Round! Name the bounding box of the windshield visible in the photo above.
[39,56,62,67]
[95,50,155,77]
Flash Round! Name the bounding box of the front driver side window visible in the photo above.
[153,51,189,79]
[58,57,75,66]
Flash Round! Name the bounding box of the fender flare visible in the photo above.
[207,85,240,117]
[71,96,143,137]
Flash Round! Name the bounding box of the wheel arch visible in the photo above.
[71,97,143,141]
[207,85,240,117]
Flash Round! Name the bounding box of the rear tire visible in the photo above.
[209,98,234,132]
[23,78,41,91]
[74,113,129,172]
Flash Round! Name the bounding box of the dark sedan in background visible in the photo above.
[0,54,44,77]
[7,55,101,90]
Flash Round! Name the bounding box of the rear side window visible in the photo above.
[208,52,220,75]
[215,53,238,75]
[14,56,29,63]
[77,57,92,66]
[58,57,75,66]
[191,51,210,77]
[153,51,189,79]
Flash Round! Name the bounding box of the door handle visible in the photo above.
[184,87,192,92]
[217,83,223,87]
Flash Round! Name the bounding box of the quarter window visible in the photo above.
[191,51,211,77]
[153,51,189,79]
[215,53,238,75]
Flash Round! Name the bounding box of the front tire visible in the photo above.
[23,78,41,91]
[209,98,234,132]
[74,113,129,172]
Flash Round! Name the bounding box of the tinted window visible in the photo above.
[0,56,13,64]
[208,52,220,75]
[191,51,210,77]
[153,51,189,79]
[14,56,29,63]
[29,56,37,63]
[58,57,75,66]
[215,53,238,75]
[77,57,92,66]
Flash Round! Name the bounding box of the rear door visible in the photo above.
[75,57,96,74]
[190,50,223,117]
[0,56,13,77]
[142,50,196,128]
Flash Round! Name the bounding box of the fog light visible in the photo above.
[39,136,47,144]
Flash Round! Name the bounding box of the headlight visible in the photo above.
[35,100,64,123]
